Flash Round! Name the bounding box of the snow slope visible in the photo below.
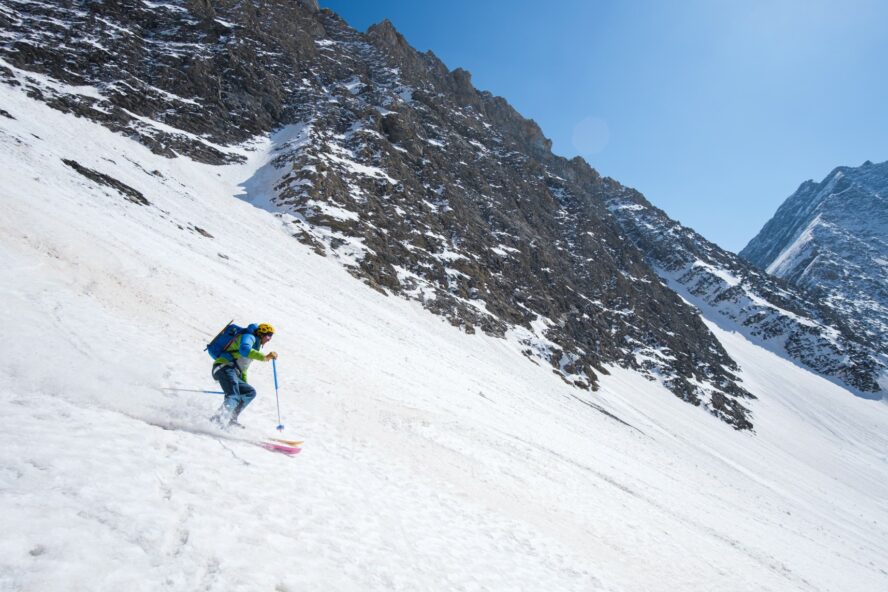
[2,84,888,592]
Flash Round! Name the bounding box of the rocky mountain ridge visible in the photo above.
[0,0,757,427]
[606,184,886,396]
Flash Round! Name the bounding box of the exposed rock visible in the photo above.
[62,159,150,206]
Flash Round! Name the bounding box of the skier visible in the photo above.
[210,323,278,428]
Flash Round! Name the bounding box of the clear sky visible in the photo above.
[322,1,888,252]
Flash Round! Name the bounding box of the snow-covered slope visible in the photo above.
[2,69,888,592]
[741,160,888,353]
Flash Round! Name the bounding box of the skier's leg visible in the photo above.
[214,366,242,422]
[232,379,257,420]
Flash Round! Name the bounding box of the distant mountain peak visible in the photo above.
[741,159,888,361]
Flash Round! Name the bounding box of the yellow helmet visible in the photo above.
[256,323,275,335]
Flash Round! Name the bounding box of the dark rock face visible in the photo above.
[741,161,888,358]
[606,183,886,397]
[0,0,327,163]
[1,0,762,427]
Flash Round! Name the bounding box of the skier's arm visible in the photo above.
[241,333,277,362]
[238,334,257,358]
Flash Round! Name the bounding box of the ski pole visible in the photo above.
[161,387,225,395]
[273,358,284,431]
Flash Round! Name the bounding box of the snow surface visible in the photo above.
[2,84,888,592]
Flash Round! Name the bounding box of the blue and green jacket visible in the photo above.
[214,333,265,382]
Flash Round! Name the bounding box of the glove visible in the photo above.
[265,351,278,361]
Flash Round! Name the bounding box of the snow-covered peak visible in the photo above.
[741,160,888,352]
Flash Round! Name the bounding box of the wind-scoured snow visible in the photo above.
[2,82,888,592]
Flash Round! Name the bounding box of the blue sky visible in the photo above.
[322,1,887,252]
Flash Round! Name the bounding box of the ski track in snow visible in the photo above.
[1,84,888,592]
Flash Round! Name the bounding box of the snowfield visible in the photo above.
[1,84,887,592]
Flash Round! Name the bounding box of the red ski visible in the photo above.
[258,441,302,456]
